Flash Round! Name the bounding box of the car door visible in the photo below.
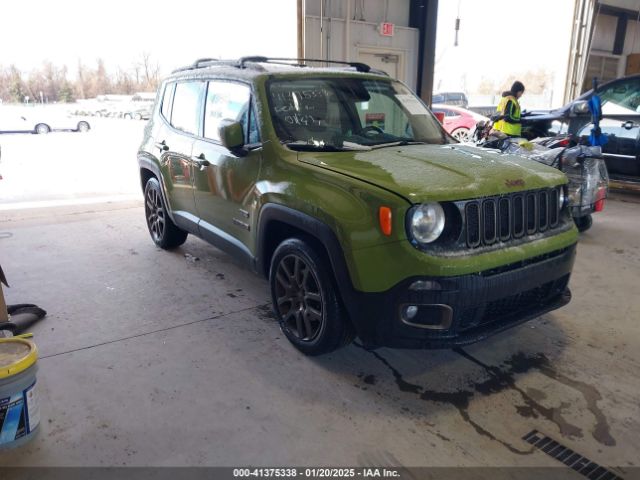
[156,80,204,220]
[577,77,640,179]
[577,119,640,178]
[191,80,262,254]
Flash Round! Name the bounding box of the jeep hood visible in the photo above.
[298,144,566,203]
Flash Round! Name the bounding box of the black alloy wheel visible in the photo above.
[274,253,324,342]
[146,185,165,243]
[143,177,188,249]
[269,238,354,355]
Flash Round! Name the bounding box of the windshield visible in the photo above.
[267,77,450,150]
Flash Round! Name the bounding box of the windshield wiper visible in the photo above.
[369,140,427,150]
[284,140,371,152]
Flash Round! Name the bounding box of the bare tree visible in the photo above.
[0,54,163,103]
[498,69,553,95]
[137,52,160,91]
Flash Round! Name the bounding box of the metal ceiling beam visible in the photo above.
[410,0,438,106]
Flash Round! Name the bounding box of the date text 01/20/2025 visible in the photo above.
[232,468,401,478]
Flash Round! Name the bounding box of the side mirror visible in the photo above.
[218,119,245,153]
[570,100,589,116]
[433,111,445,124]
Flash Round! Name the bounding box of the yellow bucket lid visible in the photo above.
[0,338,38,379]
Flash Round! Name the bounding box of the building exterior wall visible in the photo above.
[583,3,640,92]
[304,0,420,90]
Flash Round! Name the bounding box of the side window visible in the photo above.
[247,106,261,144]
[204,81,252,142]
[160,83,175,121]
[578,119,639,140]
[600,78,640,115]
[171,81,204,135]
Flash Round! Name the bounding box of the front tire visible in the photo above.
[77,121,90,132]
[575,214,593,232]
[35,123,50,134]
[269,238,354,355]
[144,177,188,249]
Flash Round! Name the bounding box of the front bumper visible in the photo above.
[347,244,576,348]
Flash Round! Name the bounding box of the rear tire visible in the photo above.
[144,177,188,249]
[452,127,471,142]
[77,121,90,132]
[269,238,354,356]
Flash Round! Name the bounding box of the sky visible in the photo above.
[434,0,575,107]
[1,0,574,107]
[0,0,298,75]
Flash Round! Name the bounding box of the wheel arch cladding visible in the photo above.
[256,204,355,294]
[140,167,156,192]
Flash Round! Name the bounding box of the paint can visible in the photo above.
[0,338,40,449]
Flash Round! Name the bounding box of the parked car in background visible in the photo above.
[468,105,497,118]
[0,109,90,134]
[522,75,640,183]
[432,91,469,108]
[431,104,488,142]
[123,105,153,120]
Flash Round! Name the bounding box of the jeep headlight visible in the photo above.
[559,187,567,209]
[409,203,445,244]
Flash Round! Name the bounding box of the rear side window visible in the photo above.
[171,81,204,135]
[204,81,255,142]
[160,83,175,121]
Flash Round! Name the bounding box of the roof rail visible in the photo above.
[172,56,375,74]
[172,58,240,73]
[239,57,372,72]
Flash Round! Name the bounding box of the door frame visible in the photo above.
[355,45,407,83]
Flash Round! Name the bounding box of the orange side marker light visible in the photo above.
[379,206,392,236]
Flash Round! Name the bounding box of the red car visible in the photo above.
[432,104,488,142]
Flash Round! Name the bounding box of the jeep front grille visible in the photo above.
[464,188,562,249]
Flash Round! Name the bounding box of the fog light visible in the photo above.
[409,280,442,291]
[403,305,419,320]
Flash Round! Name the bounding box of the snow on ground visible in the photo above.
[0,117,145,207]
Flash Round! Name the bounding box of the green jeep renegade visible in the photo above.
[137,57,578,355]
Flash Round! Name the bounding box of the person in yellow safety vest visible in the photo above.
[493,81,525,137]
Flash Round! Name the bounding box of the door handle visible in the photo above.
[155,141,169,151]
[191,153,211,169]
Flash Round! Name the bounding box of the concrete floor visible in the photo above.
[0,196,638,470]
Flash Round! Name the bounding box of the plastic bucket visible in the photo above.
[0,338,40,449]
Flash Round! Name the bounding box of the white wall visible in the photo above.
[591,14,618,52]
[305,0,412,26]
[304,0,420,89]
[622,20,640,75]
[590,10,640,78]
